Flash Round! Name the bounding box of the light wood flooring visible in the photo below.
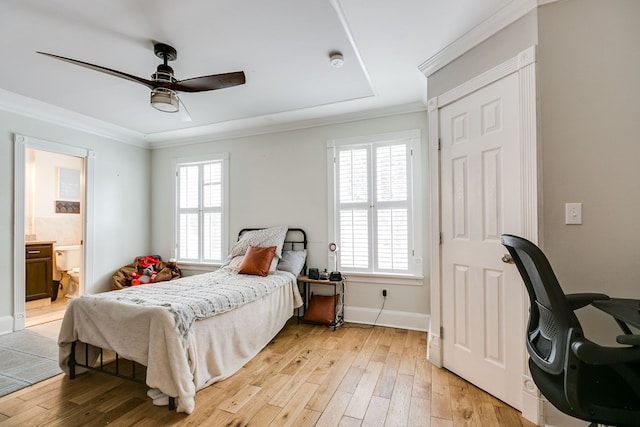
[25,297,68,329]
[0,319,535,427]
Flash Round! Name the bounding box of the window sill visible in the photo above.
[341,272,424,286]
[177,262,220,272]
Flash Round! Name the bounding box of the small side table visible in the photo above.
[297,275,344,330]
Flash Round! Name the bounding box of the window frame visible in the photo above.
[327,129,423,278]
[172,153,229,266]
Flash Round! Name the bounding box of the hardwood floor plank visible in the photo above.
[361,395,390,427]
[220,373,290,425]
[269,351,326,407]
[431,416,454,427]
[217,383,261,414]
[384,373,413,427]
[0,404,48,427]
[344,360,384,419]
[0,321,535,427]
[389,329,408,354]
[315,390,352,427]
[293,407,323,427]
[268,382,318,427]
[408,396,430,427]
[338,366,366,394]
[371,344,390,363]
[412,353,432,401]
[340,325,373,353]
[305,348,343,385]
[247,403,281,426]
[306,349,358,412]
[398,343,418,376]
[430,366,453,420]
[339,415,364,427]
[373,351,401,399]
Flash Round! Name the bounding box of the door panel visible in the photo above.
[440,72,524,409]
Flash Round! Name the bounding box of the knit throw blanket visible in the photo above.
[83,268,293,338]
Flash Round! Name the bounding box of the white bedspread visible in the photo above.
[58,269,302,413]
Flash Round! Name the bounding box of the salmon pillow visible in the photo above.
[238,245,277,276]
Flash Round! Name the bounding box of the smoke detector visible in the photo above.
[330,52,344,68]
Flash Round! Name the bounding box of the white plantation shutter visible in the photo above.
[175,155,228,263]
[375,144,409,271]
[332,134,418,275]
[338,148,370,269]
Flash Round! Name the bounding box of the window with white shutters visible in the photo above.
[174,154,229,264]
[329,130,422,276]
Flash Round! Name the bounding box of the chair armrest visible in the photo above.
[572,339,640,364]
[566,293,609,310]
[617,334,640,346]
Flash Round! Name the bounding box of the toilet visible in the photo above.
[54,245,81,298]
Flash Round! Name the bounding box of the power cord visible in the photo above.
[373,290,387,325]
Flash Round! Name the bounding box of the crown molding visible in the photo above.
[146,101,427,149]
[419,0,553,77]
[0,88,147,147]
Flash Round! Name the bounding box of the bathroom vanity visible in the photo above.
[25,241,54,301]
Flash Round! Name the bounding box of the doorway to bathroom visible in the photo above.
[25,148,83,327]
[13,134,95,332]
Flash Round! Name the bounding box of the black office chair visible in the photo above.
[500,234,640,427]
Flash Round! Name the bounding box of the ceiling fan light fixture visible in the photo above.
[150,88,179,113]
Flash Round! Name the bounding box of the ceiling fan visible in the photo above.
[37,43,246,119]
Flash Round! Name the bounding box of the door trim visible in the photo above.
[427,46,541,424]
[13,134,95,331]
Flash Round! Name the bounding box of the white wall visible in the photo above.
[151,112,430,328]
[0,108,151,329]
[538,0,640,344]
[427,0,640,343]
[26,149,83,246]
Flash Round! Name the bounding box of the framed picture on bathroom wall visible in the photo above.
[57,167,80,201]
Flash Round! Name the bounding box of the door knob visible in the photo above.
[502,254,514,264]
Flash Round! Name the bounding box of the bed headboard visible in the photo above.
[238,228,308,275]
[238,228,307,251]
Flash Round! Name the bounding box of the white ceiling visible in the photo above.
[0,0,517,144]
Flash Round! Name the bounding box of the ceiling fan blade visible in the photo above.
[169,71,246,93]
[37,51,156,90]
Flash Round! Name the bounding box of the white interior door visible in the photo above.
[439,72,524,409]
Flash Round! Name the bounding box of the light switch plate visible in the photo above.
[565,203,582,225]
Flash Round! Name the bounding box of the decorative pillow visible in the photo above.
[277,249,307,276]
[238,245,277,276]
[227,253,279,272]
[303,293,337,324]
[230,225,288,259]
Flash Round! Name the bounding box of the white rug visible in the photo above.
[0,329,61,397]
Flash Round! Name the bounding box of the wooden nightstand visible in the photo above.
[297,275,344,330]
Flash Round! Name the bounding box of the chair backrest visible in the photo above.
[500,234,582,375]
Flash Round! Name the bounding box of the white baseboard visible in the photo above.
[0,315,15,336]
[543,401,584,427]
[344,305,429,332]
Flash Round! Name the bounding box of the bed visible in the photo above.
[58,227,307,414]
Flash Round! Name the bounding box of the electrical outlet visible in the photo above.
[382,289,388,297]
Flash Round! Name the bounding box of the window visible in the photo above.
[328,130,422,276]
[174,154,229,264]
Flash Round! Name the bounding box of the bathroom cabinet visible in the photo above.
[25,243,53,301]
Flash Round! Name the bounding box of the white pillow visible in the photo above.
[230,225,288,259]
[277,250,307,276]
